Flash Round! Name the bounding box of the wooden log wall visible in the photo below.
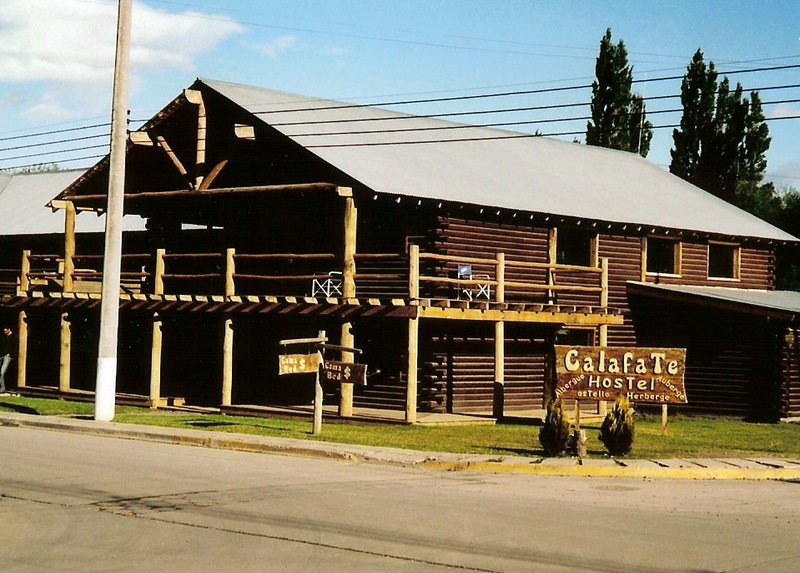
[422,333,549,414]
[433,217,550,302]
[783,327,800,418]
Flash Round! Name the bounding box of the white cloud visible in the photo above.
[256,35,299,59]
[769,103,800,120]
[0,0,243,127]
[0,0,243,85]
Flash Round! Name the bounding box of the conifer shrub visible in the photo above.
[539,397,572,456]
[600,395,635,456]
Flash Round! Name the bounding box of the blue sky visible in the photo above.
[1,0,798,185]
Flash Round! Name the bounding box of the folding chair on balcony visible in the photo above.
[311,271,343,297]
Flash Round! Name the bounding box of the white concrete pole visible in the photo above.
[95,0,132,422]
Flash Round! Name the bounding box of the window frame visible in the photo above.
[642,236,682,278]
[551,227,599,268]
[707,241,741,281]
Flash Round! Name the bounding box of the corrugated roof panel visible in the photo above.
[203,78,797,243]
[629,282,800,315]
[0,170,146,236]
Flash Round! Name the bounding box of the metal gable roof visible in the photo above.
[201,78,797,243]
[0,170,146,236]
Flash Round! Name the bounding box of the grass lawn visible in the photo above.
[1,395,798,459]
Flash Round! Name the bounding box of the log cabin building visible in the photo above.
[2,78,799,421]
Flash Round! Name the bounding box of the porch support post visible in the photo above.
[63,201,76,293]
[598,257,609,417]
[222,315,234,407]
[406,316,419,424]
[493,252,506,420]
[16,311,27,388]
[149,312,162,408]
[59,312,71,392]
[339,193,357,417]
[406,244,420,423]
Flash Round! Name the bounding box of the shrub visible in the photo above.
[539,397,572,456]
[600,395,635,456]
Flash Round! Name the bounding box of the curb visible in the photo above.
[2,412,800,480]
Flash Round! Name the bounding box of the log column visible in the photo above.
[59,312,71,392]
[16,311,27,389]
[149,313,162,408]
[406,245,420,423]
[63,202,76,293]
[340,195,357,417]
[493,252,505,420]
[222,249,236,407]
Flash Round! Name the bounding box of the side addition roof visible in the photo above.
[628,281,800,321]
[0,170,146,236]
[202,78,797,243]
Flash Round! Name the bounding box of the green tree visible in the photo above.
[586,29,652,157]
[670,50,718,184]
[670,50,771,206]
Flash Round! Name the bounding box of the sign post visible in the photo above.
[553,346,687,436]
[278,333,367,435]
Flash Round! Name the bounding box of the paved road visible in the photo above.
[1,425,799,573]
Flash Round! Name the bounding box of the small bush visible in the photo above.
[600,395,635,456]
[539,398,572,456]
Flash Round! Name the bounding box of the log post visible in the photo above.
[598,257,609,417]
[493,252,506,419]
[149,312,162,408]
[222,316,234,407]
[19,250,30,295]
[340,196,357,417]
[548,227,557,303]
[63,202,76,293]
[16,311,27,388]
[59,312,71,392]
[184,89,207,189]
[154,248,165,295]
[225,248,236,297]
[406,244,420,424]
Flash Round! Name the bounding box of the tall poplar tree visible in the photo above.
[586,29,652,157]
[670,49,771,206]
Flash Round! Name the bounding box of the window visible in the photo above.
[708,243,740,279]
[645,237,680,275]
[556,228,595,266]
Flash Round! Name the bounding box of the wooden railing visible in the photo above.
[14,247,609,308]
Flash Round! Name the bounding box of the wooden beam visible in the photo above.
[129,131,154,146]
[417,306,623,324]
[155,135,193,189]
[64,183,339,206]
[149,312,162,408]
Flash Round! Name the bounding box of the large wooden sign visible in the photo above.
[323,361,367,386]
[278,353,322,375]
[554,346,688,404]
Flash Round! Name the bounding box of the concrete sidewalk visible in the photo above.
[2,411,800,480]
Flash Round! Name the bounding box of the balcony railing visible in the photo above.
[12,246,609,309]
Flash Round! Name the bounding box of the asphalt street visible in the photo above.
[2,424,799,573]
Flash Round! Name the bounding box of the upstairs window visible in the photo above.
[708,243,740,279]
[556,228,595,267]
[645,237,680,275]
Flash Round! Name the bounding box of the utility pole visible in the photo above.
[95,0,132,422]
